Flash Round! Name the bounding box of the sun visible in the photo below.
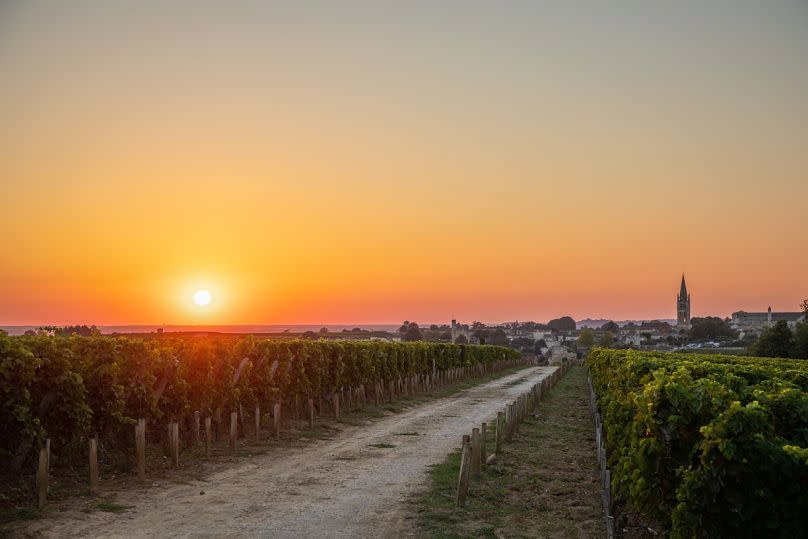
[193,289,212,306]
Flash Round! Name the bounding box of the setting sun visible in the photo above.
[193,290,212,307]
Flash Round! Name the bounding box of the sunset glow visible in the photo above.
[1,2,806,327]
[193,290,212,307]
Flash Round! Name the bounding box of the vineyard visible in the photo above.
[588,349,808,538]
[1,334,521,486]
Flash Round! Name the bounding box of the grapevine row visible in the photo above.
[1,334,521,473]
[588,349,808,538]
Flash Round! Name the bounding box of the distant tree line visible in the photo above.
[688,317,737,341]
[398,321,424,342]
[600,321,619,332]
[577,328,615,348]
[750,320,808,359]
[548,316,576,331]
[29,325,100,337]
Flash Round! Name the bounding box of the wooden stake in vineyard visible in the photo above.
[273,402,281,437]
[168,422,179,466]
[89,437,99,493]
[495,411,504,456]
[456,434,472,507]
[506,404,514,441]
[135,418,146,479]
[239,403,246,438]
[229,412,238,453]
[480,423,487,470]
[333,392,340,419]
[470,428,481,478]
[254,404,261,441]
[205,416,212,457]
[37,446,48,509]
[194,411,200,443]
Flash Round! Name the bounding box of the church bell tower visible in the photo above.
[677,274,691,329]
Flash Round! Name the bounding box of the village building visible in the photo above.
[532,330,553,341]
[547,344,576,365]
[450,319,471,343]
[730,307,805,332]
[621,332,642,347]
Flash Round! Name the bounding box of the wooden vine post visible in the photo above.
[205,416,212,457]
[495,411,504,456]
[254,404,261,441]
[480,422,487,470]
[229,412,238,453]
[273,402,281,437]
[456,435,472,507]
[239,403,246,438]
[308,398,315,428]
[506,404,514,441]
[333,392,340,419]
[37,447,48,509]
[168,422,179,466]
[194,411,200,444]
[89,437,99,493]
[135,418,146,479]
[470,428,481,477]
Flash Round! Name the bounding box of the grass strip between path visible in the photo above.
[415,365,603,538]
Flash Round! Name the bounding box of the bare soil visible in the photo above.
[11,367,555,538]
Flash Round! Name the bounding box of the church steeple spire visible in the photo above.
[677,274,691,329]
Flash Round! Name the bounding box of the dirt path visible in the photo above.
[20,366,556,539]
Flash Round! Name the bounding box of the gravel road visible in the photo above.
[23,366,556,539]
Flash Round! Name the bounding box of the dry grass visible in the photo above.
[415,366,603,538]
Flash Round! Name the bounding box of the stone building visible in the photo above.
[547,344,575,365]
[676,274,691,330]
[450,319,471,343]
[730,307,805,332]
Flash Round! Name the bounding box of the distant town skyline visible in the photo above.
[2,281,804,329]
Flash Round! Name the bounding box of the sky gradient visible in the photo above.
[2,1,807,326]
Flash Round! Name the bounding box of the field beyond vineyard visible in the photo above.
[589,349,808,538]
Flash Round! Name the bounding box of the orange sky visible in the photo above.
[1,2,806,326]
